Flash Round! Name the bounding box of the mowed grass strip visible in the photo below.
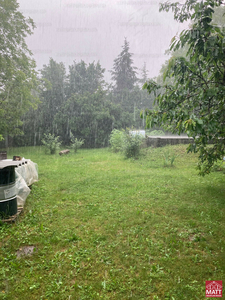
[0,145,224,300]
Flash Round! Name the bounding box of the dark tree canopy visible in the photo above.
[143,0,225,175]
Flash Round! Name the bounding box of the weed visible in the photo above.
[163,149,177,167]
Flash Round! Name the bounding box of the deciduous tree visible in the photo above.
[143,0,225,175]
[0,0,39,142]
[66,60,105,98]
[39,58,66,135]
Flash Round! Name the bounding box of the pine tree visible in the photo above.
[111,38,138,92]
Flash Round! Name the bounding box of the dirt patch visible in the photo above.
[16,246,36,259]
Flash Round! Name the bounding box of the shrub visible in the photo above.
[109,129,144,158]
[109,129,125,153]
[123,132,144,159]
[70,133,84,153]
[42,133,62,154]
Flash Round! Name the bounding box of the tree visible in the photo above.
[111,38,138,93]
[66,60,105,98]
[143,0,225,175]
[11,57,133,148]
[0,0,39,142]
[139,62,154,109]
[55,88,115,147]
[39,58,66,136]
[139,62,148,87]
[53,59,107,146]
[16,58,66,147]
[110,38,141,128]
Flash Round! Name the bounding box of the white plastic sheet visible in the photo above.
[15,160,38,207]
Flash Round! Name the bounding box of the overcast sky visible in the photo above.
[17,0,187,82]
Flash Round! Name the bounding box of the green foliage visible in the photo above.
[15,58,109,148]
[5,40,154,147]
[55,88,115,147]
[111,38,138,92]
[139,62,155,111]
[109,129,144,158]
[144,0,225,175]
[41,133,62,154]
[163,150,177,167]
[123,131,144,158]
[110,38,153,129]
[109,129,125,152]
[66,60,105,97]
[70,133,84,153]
[211,159,225,173]
[0,0,40,138]
[38,58,66,136]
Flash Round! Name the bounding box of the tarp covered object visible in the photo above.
[15,160,38,207]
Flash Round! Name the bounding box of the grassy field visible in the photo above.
[0,145,224,300]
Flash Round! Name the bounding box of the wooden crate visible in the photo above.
[0,206,23,224]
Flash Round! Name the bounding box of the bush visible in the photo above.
[41,133,62,154]
[70,133,84,153]
[109,129,144,158]
[123,132,144,159]
[109,129,125,153]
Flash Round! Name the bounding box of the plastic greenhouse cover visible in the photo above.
[15,160,38,207]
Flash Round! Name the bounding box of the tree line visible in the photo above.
[1,33,154,148]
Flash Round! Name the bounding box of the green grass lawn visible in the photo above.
[0,145,224,300]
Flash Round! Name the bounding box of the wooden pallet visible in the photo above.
[0,206,23,224]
